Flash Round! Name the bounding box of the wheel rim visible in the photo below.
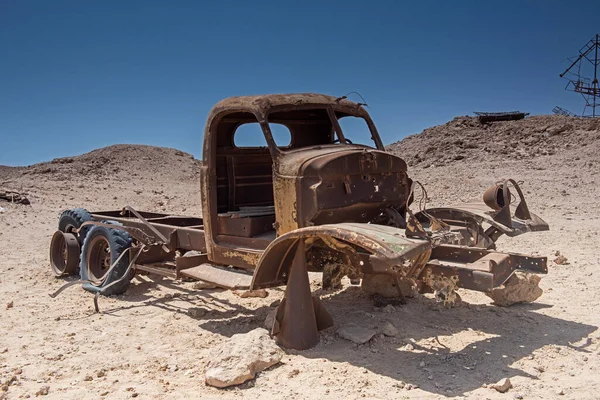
[50,231,80,277]
[86,235,112,285]
[50,231,67,274]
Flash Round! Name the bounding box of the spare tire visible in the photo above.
[80,225,134,296]
[58,208,93,245]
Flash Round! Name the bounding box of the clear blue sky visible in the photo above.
[1,0,598,166]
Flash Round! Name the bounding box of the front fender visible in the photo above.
[250,223,431,289]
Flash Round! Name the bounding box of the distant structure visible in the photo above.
[552,106,577,117]
[559,34,600,118]
[473,111,529,123]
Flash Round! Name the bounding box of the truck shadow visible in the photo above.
[298,287,597,397]
[89,276,597,397]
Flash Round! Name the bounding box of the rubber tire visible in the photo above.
[58,208,93,245]
[80,225,134,296]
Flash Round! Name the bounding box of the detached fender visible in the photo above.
[250,223,431,289]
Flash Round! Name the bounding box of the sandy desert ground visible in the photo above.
[1,115,599,399]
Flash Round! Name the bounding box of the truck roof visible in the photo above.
[208,93,367,119]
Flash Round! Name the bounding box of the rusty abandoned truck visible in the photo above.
[49,93,549,350]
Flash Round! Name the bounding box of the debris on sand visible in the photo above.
[205,328,283,388]
[486,272,543,307]
[337,325,377,344]
[0,190,30,205]
[237,289,269,298]
[554,255,569,265]
[35,385,50,396]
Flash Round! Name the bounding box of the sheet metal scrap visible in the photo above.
[474,111,530,123]
[0,189,30,205]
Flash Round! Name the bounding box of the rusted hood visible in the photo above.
[277,146,407,176]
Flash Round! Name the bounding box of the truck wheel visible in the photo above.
[49,231,80,277]
[80,225,134,296]
[486,272,543,307]
[58,208,93,245]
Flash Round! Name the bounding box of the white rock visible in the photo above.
[337,325,377,344]
[205,328,283,388]
[192,281,218,290]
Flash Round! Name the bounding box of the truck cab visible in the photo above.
[200,93,412,269]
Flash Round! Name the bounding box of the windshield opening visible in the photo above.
[265,107,378,151]
[335,113,376,147]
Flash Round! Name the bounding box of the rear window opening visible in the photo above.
[233,122,291,148]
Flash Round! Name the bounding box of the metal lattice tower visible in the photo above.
[559,34,600,117]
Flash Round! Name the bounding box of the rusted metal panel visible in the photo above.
[421,244,548,292]
[251,223,432,289]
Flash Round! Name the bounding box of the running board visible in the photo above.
[179,263,253,289]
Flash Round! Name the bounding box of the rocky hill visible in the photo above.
[386,115,600,168]
[1,144,200,184]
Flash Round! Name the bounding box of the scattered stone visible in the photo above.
[269,299,281,308]
[491,378,513,393]
[264,309,277,331]
[35,385,50,396]
[380,321,398,337]
[205,328,283,388]
[419,361,426,368]
[337,325,377,344]
[6,301,13,310]
[192,281,218,290]
[100,391,109,396]
[96,369,107,378]
[168,365,179,373]
[239,289,268,298]
[288,369,300,378]
[554,255,569,265]
[83,375,93,382]
[557,388,565,396]
[382,305,395,313]
[486,272,543,306]
[187,307,208,318]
